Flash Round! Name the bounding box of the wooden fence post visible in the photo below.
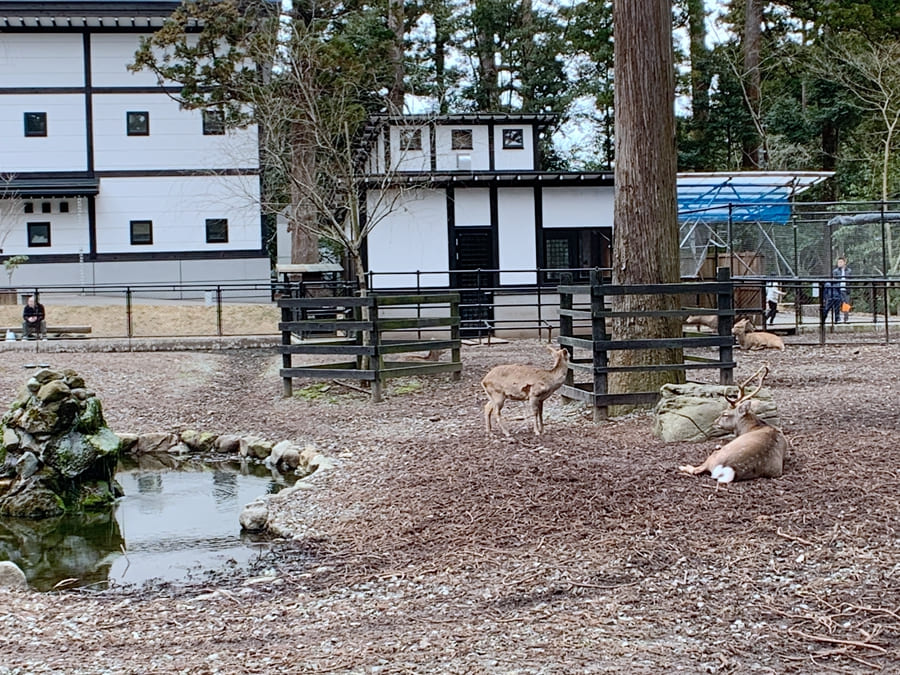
[716,267,734,386]
[590,268,608,421]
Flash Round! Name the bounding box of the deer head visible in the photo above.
[723,365,769,408]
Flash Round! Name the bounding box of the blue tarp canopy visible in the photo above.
[677,171,833,224]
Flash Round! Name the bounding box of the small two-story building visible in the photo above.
[0,0,270,288]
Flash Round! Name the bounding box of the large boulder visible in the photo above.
[0,561,27,589]
[653,382,779,442]
[0,369,123,518]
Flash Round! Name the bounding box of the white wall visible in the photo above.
[0,94,88,172]
[453,189,490,225]
[498,188,537,284]
[91,33,167,88]
[390,125,430,173]
[542,186,614,228]
[94,176,261,253]
[434,125,489,171]
[0,197,91,256]
[366,188,448,288]
[0,34,83,87]
[92,93,258,170]
[494,125,535,171]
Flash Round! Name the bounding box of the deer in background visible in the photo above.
[685,314,719,332]
[732,318,785,351]
[482,345,570,436]
[679,366,786,485]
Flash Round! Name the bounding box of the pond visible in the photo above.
[0,457,296,592]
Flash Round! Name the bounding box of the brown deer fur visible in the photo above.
[732,318,785,351]
[685,314,719,331]
[482,346,570,436]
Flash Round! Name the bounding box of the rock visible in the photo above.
[168,442,191,455]
[0,561,27,589]
[33,368,63,385]
[0,476,66,517]
[3,427,19,452]
[239,497,270,532]
[15,452,39,479]
[241,436,273,460]
[134,432,178,455]
[36,380,71,404]
[217,434,242,454]
[180,430,217,453]
[76,397,105,434]
[117,433,139,452]
[653,382,778,442]
[62,370,85,389]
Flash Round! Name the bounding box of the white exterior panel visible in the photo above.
[453,189,490,226]
[494,125,535,171]
[390,125,430,173]
[0,198,91,256]
[0,94,87,172]
[92,94,258,170]
[94,176,261,253]
[91,34,164,88]
[498,188,537,284]
[542,186,615,228]
[366,188,449,288]
[0,34,84,87]
[435,125,489,171]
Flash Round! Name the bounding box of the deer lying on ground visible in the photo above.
[482,345,570,436]
[685,314,719,331]
[732,318,785,351]
[679,366,786,485]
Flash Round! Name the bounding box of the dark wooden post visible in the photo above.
[370,296,383,402]
[716,267,734,385]
[558,273,574,392]
[590,268,608,421]
[450,294,461,381]
[281,295,293,397]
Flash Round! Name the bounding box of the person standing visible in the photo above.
[22,295,46,340]
[832,257,851,322]
[765,281,785,326]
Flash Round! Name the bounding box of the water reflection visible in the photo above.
[0,458,297,591]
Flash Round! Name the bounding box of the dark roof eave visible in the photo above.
[1,177,100,198]
[362,172,614,189]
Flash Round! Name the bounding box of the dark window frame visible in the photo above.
[399,128,422,152]
[27,222,51,247]
[202,109,226,136]
[130,219,153,245]
[59,201,69,213]
[502,128,525,149]
[451,128,474,150]
[541,227,611,283]
[24,112,47,137]
[23,203,34,214]
[205,218,229,243]
[126,111,150,136]
[41,202,51,214]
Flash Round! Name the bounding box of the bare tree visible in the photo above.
[610,0,683,411]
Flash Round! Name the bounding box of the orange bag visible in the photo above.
[841,302,852,312]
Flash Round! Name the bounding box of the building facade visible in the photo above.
[0,1,270,288]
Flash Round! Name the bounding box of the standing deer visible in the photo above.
[679,366,786,484]
[685,314,719,331]
[482,345,570,436]
[732,318,785,351]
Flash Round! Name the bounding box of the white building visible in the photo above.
[0,0,270,287]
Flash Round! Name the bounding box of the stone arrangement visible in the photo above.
[0,368,122,518]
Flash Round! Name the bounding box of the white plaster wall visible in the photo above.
[0,94,88,172]
[90,33,172,88]
[0,34,84,87]
[390,125,430,173]
[494,125,535,171]
[542,186,615,228]
[453,189,490,226]
[366,188,449,288]
[0,198,91,256]
[93,176,261,253]
[92,93,258,170]
[434,125,489,171]
[497,188,537,284]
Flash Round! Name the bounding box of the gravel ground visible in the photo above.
[1,336,899,674]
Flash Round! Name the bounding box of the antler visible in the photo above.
[724,365,769,407]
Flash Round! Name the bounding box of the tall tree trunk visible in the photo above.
[289,120,319,264]
[433,6,449,114]
[519,0,536,111]
[474,1,500,110]
[741,0,762,168]
[610,0,682,412]
[686,0,711,157]
[387,0,405,112]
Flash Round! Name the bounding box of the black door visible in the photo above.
[452,228,496,337]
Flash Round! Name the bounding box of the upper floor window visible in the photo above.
[24,112,47,137]
[130,220,153,245]
[203,110,226,136]
[23,203,34,214]
[502,128,525,149]
[59,201,69,213]
[41,202,51,214]
[400,128,422,152]
[206,218,228,243]
[127,111,149,136]
[451,129,473,150]
[27,222,51,247]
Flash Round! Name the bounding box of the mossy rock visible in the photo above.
[77,397,105,435]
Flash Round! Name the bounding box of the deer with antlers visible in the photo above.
[732,318,785,351]
[678,366,786,485]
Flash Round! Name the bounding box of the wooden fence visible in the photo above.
[277,293,461,401]
[558,268,736,420]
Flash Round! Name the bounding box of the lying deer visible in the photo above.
[732,318,785,351]
[482,345,570,436]
[685,314,719,331]
[679,366,786,484]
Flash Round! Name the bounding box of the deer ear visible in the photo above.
[738,399,753,413]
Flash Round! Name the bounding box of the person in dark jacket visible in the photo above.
[832,257,851,322]
[22,295,46,340]
[822,282,843,324]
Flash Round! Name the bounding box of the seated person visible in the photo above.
[22,295,46,340]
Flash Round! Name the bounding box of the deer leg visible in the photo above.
[531,398,544,435]
[678,460,711,475]
[484,400,494,434]
[489,396,511,436]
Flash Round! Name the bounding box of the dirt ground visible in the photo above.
[1,333,899,674]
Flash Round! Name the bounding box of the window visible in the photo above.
[203,110,226,135]
[127,111,149,136]
[27,222,51,247]
[41,202,51,214]
[205,218,228,243]
[451,129,473,150]
[24,112,47,137]
[59,201,69,213]
[542,228,611,283]
[130,220,153,245]
[23,203,33,214]
[399,128,422,151]
[502,128,525,149]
